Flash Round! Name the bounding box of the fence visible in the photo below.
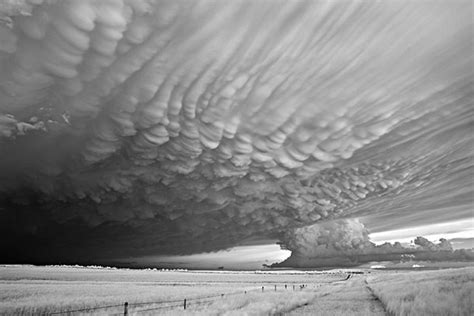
[47,282,315,315]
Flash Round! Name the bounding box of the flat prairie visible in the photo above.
[367,267,474,316]
[0,265,472,315]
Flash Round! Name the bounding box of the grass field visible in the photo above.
[367,267,474,316]
[0,265,342,315]
[1,265,472,315]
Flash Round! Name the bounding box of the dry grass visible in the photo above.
[158,291,318,316]
[0,266,340,315]
[5,265,471,315]
[367,267,474,316]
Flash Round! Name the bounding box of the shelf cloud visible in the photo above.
[0,0,472,265]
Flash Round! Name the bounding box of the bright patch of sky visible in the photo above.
[130,244,291,270]
[369,218,474,246]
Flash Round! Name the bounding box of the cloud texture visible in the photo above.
[275,219,473,268]
[0,0,472,264]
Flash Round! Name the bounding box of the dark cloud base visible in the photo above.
[0,1,473,265]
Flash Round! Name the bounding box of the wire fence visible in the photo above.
[47,274,351,315]
[49,303,125,315]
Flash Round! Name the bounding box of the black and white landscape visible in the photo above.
[0,0,473,315]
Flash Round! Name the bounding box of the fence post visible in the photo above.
[184,298,187,310]
[274,285,277,291]
[123,302,128,316]
[262,286,264,292]
[285,284,287,289]
[293,285,295,290]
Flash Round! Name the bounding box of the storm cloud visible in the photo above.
[0,0,472,265]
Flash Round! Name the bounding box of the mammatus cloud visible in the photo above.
[274,219,474,268]
[0,0,472,264]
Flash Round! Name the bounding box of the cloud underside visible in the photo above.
[0,0,472,264]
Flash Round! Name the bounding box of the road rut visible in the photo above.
[285,275,387,315]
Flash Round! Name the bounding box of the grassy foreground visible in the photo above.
[367,267,473,316]
[0,266,340,315]
[1,265,472,315]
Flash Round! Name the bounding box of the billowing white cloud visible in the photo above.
[0,0,472,264]
[276,219,473,268]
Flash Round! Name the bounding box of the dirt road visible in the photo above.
[286,275,387,315]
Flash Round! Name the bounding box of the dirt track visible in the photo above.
[285,275,387,315]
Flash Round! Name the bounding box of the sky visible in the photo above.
[0,0,472,268]
[131,244,292,270]
[369,219,474,247]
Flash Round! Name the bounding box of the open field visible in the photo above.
[0,265,472,315]
[367,267,474,316]
[0,265,344,315]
